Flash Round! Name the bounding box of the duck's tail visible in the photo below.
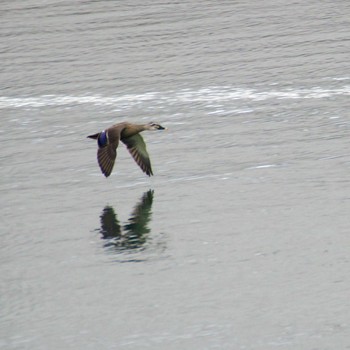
[87,133,99,140]
[87,131,108,148]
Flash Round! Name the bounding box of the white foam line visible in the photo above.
[246,164,280,170]
[1,85,349,109]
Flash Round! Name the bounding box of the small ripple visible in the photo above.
[246,163,287,170]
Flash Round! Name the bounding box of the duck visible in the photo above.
[87,121,166,177]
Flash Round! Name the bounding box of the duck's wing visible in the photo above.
[97,128,121,177]
[97,145,117,177]
[122,134,153,176]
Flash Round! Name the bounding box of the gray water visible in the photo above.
[1,1,350,349]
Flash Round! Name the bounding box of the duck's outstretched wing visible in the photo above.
[97,145,117,177]
[122,134,153,176]
[95,128,121,178]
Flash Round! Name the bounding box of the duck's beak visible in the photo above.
[158,125,167,130]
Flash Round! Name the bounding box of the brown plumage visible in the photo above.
[87,122,166,177]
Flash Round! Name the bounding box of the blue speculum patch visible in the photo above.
[98,130,108,147]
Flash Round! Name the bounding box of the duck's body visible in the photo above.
[87,122,166,177]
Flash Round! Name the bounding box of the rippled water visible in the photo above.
[1,1,350,349]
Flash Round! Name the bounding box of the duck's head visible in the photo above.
[147,122,167,130]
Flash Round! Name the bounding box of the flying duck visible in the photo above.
[87,121,166,177]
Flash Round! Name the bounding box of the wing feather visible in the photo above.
[95,127,121,177]
[122,134,153,176]
[97,145,117,177]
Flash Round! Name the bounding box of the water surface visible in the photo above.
[1,1,350,349]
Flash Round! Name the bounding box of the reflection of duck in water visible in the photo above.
[87,122,166,177]
[98,190,154,251]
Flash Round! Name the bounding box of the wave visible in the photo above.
[1,84,349,109]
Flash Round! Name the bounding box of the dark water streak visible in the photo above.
[97,190,154,252]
